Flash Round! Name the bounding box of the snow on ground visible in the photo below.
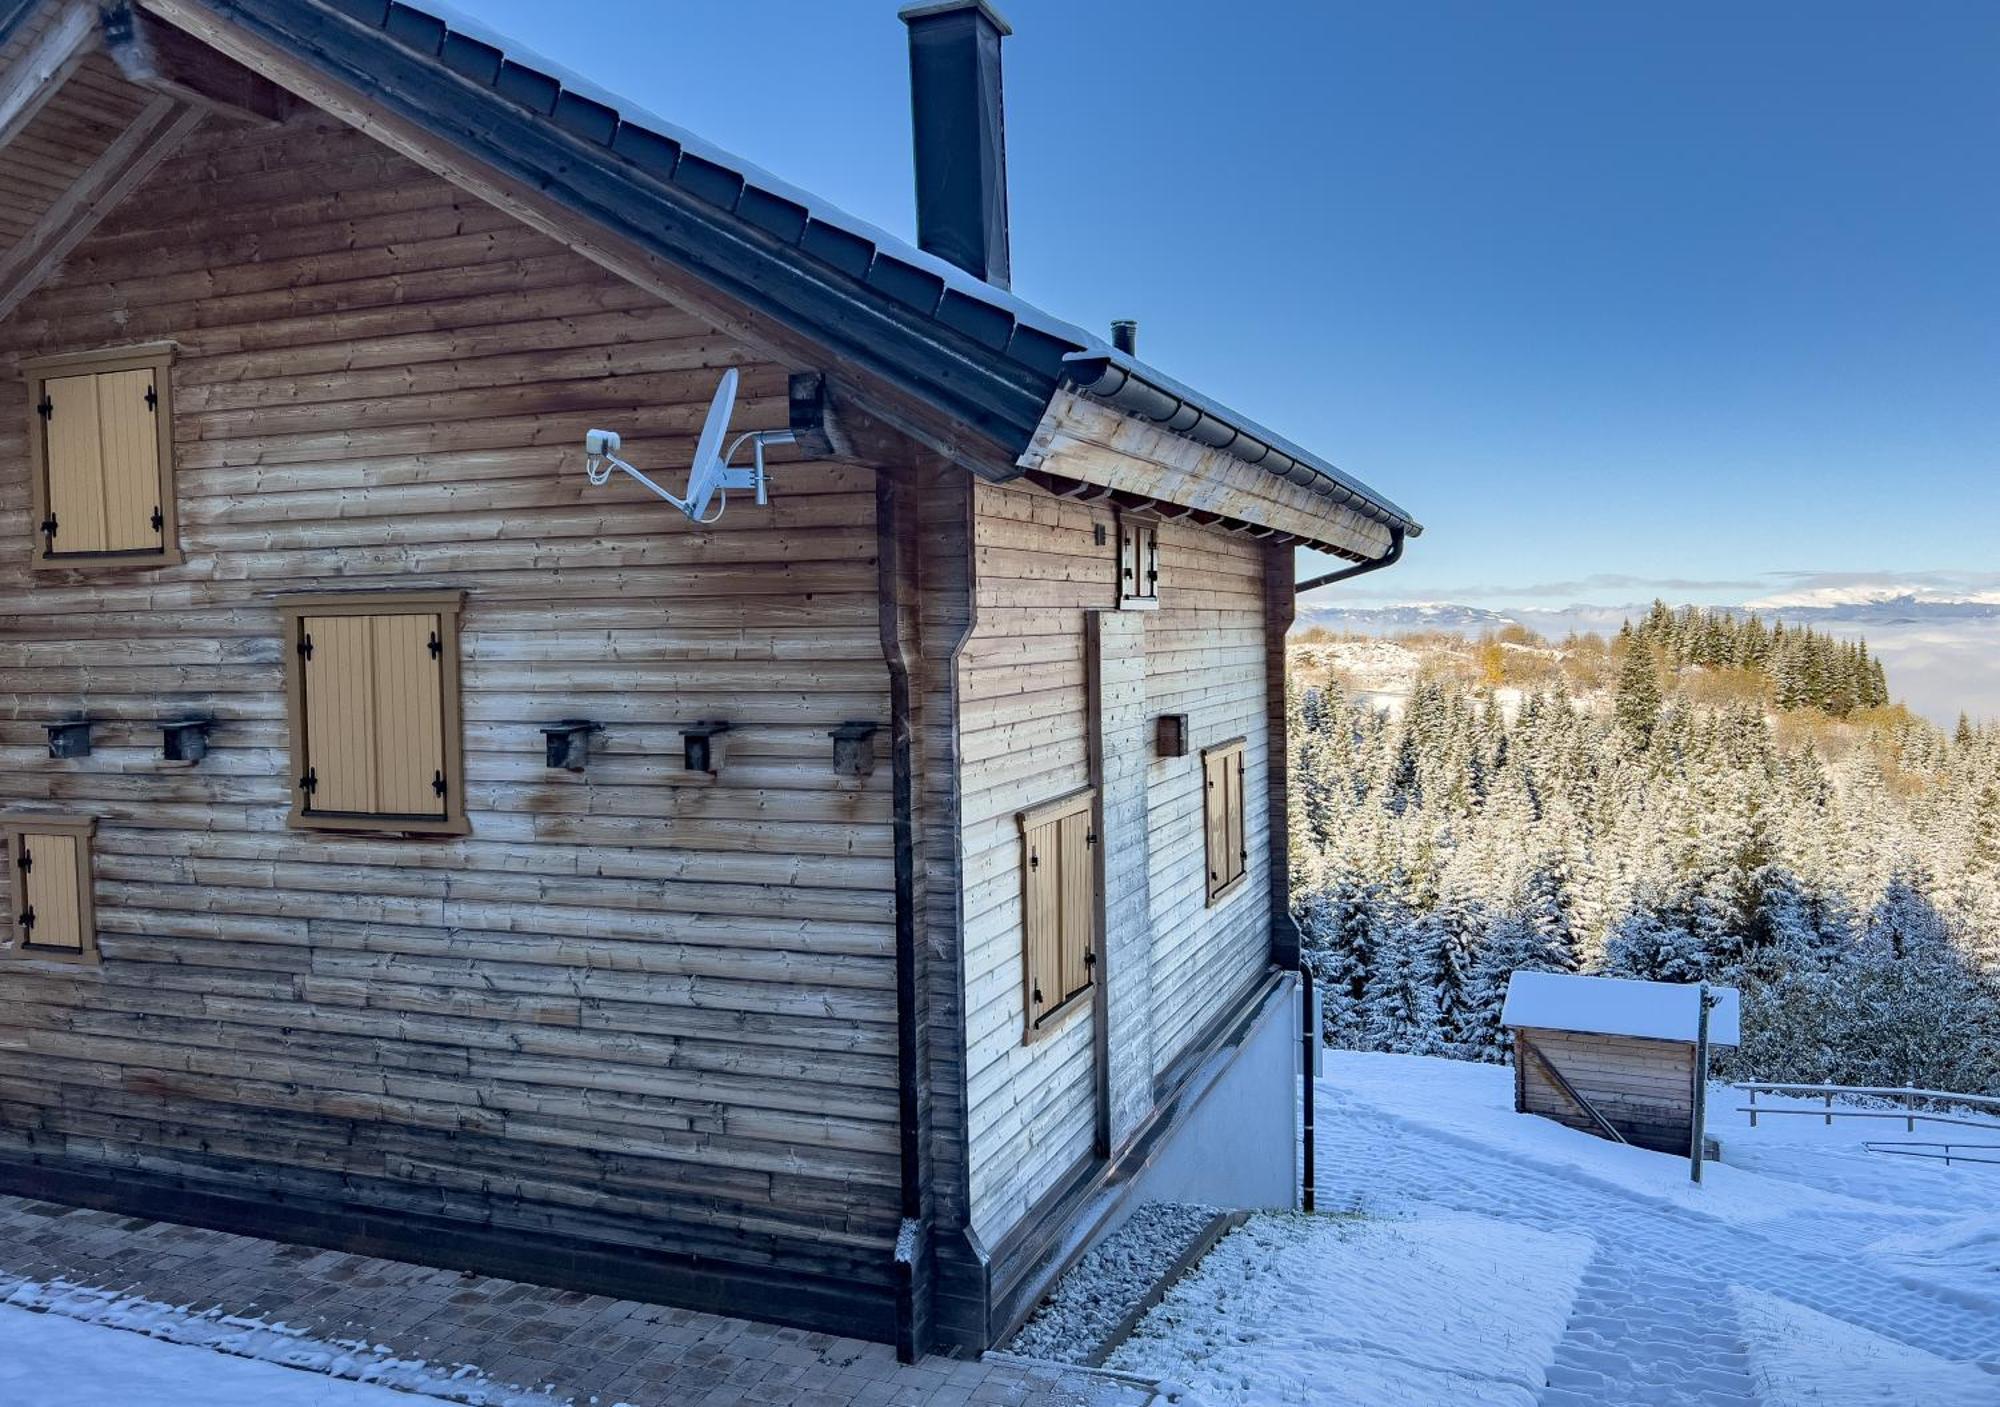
[1318,1051,1907,1228]
[0,1304,447,1406]
[1107,1212,1591,1406]
[0,1279,560,1407]
[1306,1050,2000,1405]
[1730,1286,1999,1406]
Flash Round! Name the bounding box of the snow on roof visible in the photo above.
[1501,971,1740,1047]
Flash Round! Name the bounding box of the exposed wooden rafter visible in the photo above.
[0,2,96,154]
[102,4,286,125]
[0,94,203,320]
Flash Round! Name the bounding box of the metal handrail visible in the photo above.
[1736,1082,2000,1135]
[1863,1141,2000,1168]
[1735,1081,2000,1110]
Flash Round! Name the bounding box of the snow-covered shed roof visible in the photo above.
[1501,972,1741,1047]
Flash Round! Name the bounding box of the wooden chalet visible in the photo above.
[0,0,1420,1359]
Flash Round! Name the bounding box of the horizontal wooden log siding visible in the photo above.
[958,478,1273,1243]
[0,114,902,1326]
[1517,1028,1698,1155]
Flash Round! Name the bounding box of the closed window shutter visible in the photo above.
[1057,808,1094,1002]
[40,370,163,556]
[1024,817,1060,1017]
[304,612,448,819]
[19,832,83,951]
[94,368,164,552]
[1226,750,1246,883]
[42,373,109,555]
[1204,751,1226,892]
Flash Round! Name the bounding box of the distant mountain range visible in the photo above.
[1296,594,2000,727]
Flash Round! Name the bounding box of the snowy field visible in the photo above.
[1094,1052,1999,1405]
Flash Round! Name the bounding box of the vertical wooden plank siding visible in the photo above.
[960,478,1272,1244]
[0,114,901,1324]
[93,367,161,552]
[41,371,106,552]
[22,832,83,951]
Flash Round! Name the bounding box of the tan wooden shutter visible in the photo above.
[1204,750,1226,894]
[1056,807,1094,1001]
[370,612,447,818]
[1226,749,1246,884]
[304,612,447,819]
[42,372,109,554]
[1024,817,1060,1018]
[95,367,164,552]
[19,831,83,952]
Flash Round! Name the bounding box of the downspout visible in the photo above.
[1287,524,1403,1216]
[879,474,927,1363]
[1294,526,1405,595]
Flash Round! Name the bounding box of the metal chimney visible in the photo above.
[899,1,1012,289]
[1111,320,1138,356]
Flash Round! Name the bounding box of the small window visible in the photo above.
[280,592,468,835]
[24,344,179,569]
[1116,513,1158,609]
[4,816,99,965]
[1203,738,1248,904]
[1018,786,1097,1040]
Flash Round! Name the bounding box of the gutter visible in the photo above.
[1295,525,1405,594]
[1060,350,1423,539]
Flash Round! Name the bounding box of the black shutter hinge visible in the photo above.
[35,396,51,422]
[40,514,57,545]
[1031,984,1043,1005]
[432,769,447,798]
[299,766,317,796]
[15,848,29,874]
[1028,848,1039,871]
[297,633,313,660]
[427,630,442,660]
[1084,950,1097,968]
[18,906,34,934]
[150,506,164,533]
[1086,830,1098,847]
[145,384,158,412]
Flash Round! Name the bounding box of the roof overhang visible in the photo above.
[1,0,1421,558]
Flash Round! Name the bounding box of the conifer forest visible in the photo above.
[1290,605,2000,1093]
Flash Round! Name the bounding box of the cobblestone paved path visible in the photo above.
[1311,1084,2000,1406]
[0,1197,1158,1407]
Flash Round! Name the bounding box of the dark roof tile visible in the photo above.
[671,152,744,211]
[936,288,1014,351]
[866,254,945,317]
[439,32,502,87]
[800,218,875,279]
[495,58,559,114]
[554,91,619,146]
[610,123,680,179]
[383,3,444,55]
[737,186,810,244]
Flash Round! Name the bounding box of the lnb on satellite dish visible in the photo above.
[581,368,794,525]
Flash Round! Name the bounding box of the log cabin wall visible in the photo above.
[957,476,1273,1246]
[0,111,905,1333]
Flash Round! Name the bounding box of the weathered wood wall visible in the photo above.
[957,478,1272,1244]
[0,111,904,1329]
[1517,1029,1698,1155]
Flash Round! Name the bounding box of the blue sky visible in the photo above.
[469,0,2000,609]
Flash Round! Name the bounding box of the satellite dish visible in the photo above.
[580,366,792,525]
[682,367,740,522]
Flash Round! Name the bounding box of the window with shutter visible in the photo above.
[1203,737,1249,904]
[1115,511,1159,609]
[280,592,468,835]
[1017,786,1098,1041]
[25,344,179,569]
[3,816,98,965]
